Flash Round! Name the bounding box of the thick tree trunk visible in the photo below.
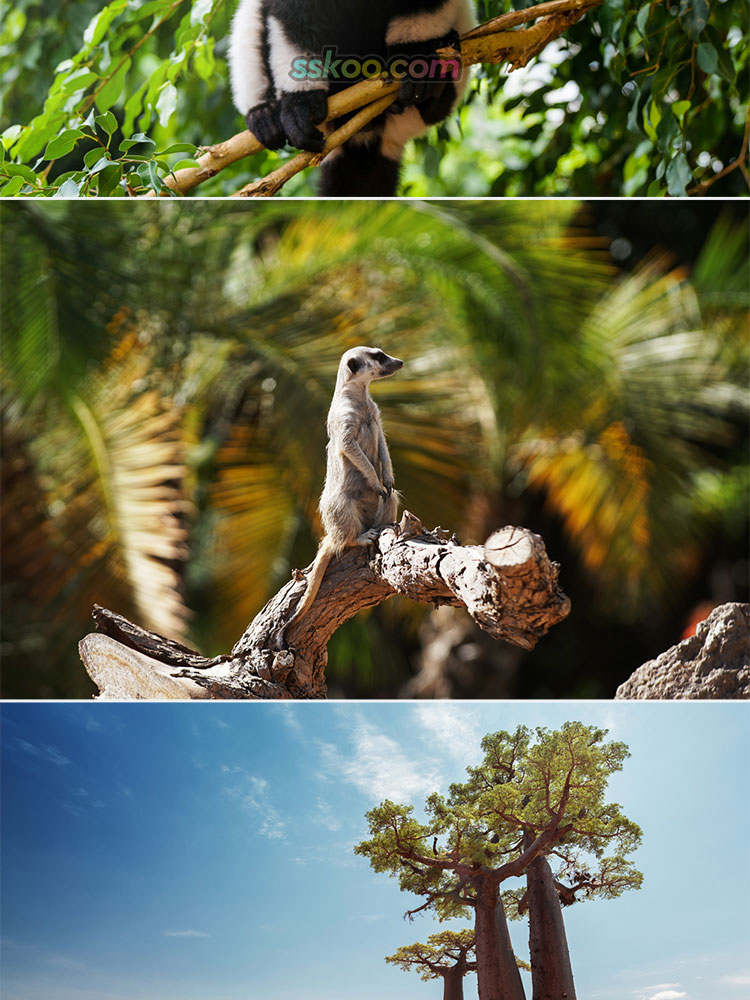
[526,852,576,999]
[474,882,526,1000]
[443,965,466,1000]
[79,515,569,699]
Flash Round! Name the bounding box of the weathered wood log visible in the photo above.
[79,512,570,700]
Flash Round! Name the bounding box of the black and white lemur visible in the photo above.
[228,1,475,195]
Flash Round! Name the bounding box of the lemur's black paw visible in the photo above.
[279,90,328,153]
[397,78,449,108]
[245,101,286,150]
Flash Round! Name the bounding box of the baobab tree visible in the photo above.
[355,723,643,1000]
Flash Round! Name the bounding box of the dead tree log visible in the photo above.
[79,513,570,700]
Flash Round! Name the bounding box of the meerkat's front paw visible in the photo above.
[357,527,381,546]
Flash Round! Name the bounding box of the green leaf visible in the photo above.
[1,7,26,44]
[95,111,118,136]
[656,109,679,152]
[626,86,642,135]
[84,147,109,168]
[679,0,708,41]
[15,113,68,162]
[191,0,213,24]
[155,82,178,127]
[60,69,100,94]
[119,132,156,152]
[97,162,123,195]
[97,58,131,112]
[83,1,128,47]
[635,3,651,36]
[702,27,736,83]
[665,152,692,196]
[129,0,177,22]
[2,163,38,183]
[159,143,197,156]
[696,42,718,75]
[642,99,661,142]
[1,124,24,148]
[44,129,85,161]
[53,177,81,198]
[670,100,691,126]
[147,160,163,191]
[0,175,26,196]
[87,156,114,176]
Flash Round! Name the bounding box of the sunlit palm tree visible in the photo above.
[1,200,746,696]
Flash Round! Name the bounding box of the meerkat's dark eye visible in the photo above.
[373,351,387,363]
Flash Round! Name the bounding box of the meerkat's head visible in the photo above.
[340,347,403,385]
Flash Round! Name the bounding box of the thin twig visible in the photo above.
[686,106,750,195]
[233,92,398,197]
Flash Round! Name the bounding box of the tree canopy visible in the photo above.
[386,928,479,982]
[1,0,746,197]
[355,723,643,998]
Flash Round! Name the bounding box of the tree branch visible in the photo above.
[152,0,603,198]
[79,513,570,700]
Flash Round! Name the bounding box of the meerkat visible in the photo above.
[280,346,403,645]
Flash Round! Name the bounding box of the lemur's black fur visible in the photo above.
[228,0,474,195]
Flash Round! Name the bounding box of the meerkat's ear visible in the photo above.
[347,356,362,374]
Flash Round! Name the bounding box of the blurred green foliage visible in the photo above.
[0,0,746,196]
[1,199,747,698]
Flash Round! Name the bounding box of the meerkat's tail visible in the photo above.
[276,537,339,649]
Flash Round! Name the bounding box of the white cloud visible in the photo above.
[635,989,688,1000]
[278,703,303,733]
[721,973,750,985]
[412,703,482,764]
[163,930,209,939]
[313,797,342,832]
[318,716,442,803]
[15,739,71,767]
[221,770,286,840]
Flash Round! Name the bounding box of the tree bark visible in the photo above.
[79,514,570,699]
[526,851,576,999]
[474,881,527,1000]
[443,964,466,1000]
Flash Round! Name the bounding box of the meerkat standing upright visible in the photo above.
[281,346,403,645]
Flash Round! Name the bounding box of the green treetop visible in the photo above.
[355,723,643,1000]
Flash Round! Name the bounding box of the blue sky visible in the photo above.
[1,701,748,1000]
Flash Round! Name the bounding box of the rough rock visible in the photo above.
[615,602,750,700]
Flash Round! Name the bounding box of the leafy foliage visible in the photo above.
[1,0,745,196]
[355,723,643,925]
[0,200,746,696]
[385,928,478,981]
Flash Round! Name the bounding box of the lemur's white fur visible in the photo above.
[267,16,328,94]
[229,0,266,115]
[228,1,475,193]
[386,7,462,44]
[381,2,475,164]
